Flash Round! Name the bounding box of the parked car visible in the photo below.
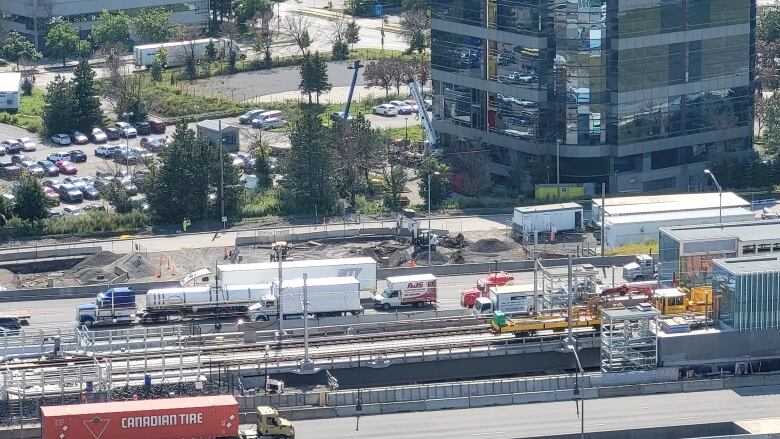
[228,153,246,169]
[47,152,70,162]
[95,145,118,158]
[1,140,23,154]
[68,150,87,163]
[22,161,45,177]
[43,186,60,205]
[330,111,352,122]
[70,131,89,144]
[90,128,108,143]
[251,110,283,127]
[259,117,288,130]
[133,121,151,135]
[56,183,83,202]
[121,178,138,195]
[239,109,266,124]
[114,148,139,165]
[15,137,36,151]
[37,160,59,176]
[373,104,398,116]
[130,146,154,161]
[141,136,170,152]
[63,206,85,215]
[74,181,99,200]
[114,122,137,138]
[10,154,31,165]
[105,127,121,140]
[389,100,414,114]
[55,160,78,175]
[50,134,71,145]
[149,119,166,134]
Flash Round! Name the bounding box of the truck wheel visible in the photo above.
[255,315,269,322]
[82,318,94,327]
[382,303,391,311]
[635,275,645,281]
[415,301,424,308]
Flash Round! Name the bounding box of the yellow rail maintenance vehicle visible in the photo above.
[491,310,601,337]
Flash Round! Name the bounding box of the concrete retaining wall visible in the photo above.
[0,246,101,262]
[0,280,181,302]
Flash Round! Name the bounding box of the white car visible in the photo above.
[114,122,137,138]
[16,137,36,151]
[260,117,288,130]
[389,100,414,114]
[51,134,71,145]
[373,104,398,116]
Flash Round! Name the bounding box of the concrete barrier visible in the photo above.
[682,379,724,392]
[280,406,337,420]
[597,385,641,398]
[555,389,574,401]
[469,394,513,407]
[513,391,557,404]
[640,383,672,395]
[425,397,470,410]
[380,400,426,414]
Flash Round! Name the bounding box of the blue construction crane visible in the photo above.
[341,59,364,120]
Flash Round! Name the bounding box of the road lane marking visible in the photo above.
[471,432,505,436]
[675,416,702,420]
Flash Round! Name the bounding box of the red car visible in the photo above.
[55,160,78,175]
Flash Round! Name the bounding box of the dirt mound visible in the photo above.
[67,251,123,273]
[468,238,512,253]
[0,268,20,289]
[65,251,123,284]
[115,252,156,279]
[414,250,449,265]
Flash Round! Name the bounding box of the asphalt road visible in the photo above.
[293,387,780,438]
[2,265,591,329]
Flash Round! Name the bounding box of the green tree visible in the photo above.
[345,20,361,50]
[146,124,241,223]
[91,10,132,47]
[399,10,429,53]
[332,41,349,61]
[0,195,13,226]
[0,31,42,70]
[416,156,451,208]
[133,7,176,43]
[45,20,83,67]
[42,75,75,135]
[235,0,273,31]
[253,142,274,190]
[253,30,274,68]
[149,48,167,81]
[205,40,218,63]
[765,103,780,157]
[13,174,48,221]
[329,114,384,201]
[281,111,337,214]
[299,52,331,104]
[71,59,103,132]
[102,180,133,213]
[383,164,409,210]
[344,0,373,16]
[759,7,780,42]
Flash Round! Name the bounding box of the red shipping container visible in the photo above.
[40,395,239,439]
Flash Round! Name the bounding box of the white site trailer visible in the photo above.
[133,38,238,67]
[246,276,362,320]
[513,202,583,235]
[217,257,378,290]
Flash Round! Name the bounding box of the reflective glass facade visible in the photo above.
[431,0,756,193]
[713,263,780,332]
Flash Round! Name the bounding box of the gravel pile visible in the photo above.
[468,238,512,253]
[115,252,156,279]
[65,251,123,284]
[414,250,449,265]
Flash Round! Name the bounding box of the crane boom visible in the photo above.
[407,79,437,147]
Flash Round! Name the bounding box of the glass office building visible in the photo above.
[713,256,780,332]
[431,0,756,193]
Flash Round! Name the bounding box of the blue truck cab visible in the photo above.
[77,287,137,326]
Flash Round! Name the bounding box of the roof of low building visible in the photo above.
[196,119,239,131]
[515,202,583,213]
[0,72,21,92]
[713,255,780,275]
[592,192,749,216]
[605,207,754,225]
[660,219,780,243]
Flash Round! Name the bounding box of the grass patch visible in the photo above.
[443,196,526,210]
[142,75,252,120]
[3,211,151,239]
[354,194,387,214]
[0,86,44,132]
[241,188,281,218]
[607,239,658,256]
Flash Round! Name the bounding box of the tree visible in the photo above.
[253,28,275,68]
[388,57,413,95]
[363,59,393,97]
[280,111,337,214]
[329,16,350,61]
[146,124,242,223]
[345,20,361,50]
[416,156,451,208]
[399,10,430,53]
[208,0,234,31]
[102,180,133,213]
[91,10,132,47]
[413,54,431,89]
[71,59,103,131]
[383,164,409,210]
[449,141,491,196]
[253,143,274,190]
[299,52,331,104]
[402,0,430,13]
[235,0,273,32]
[282,14,312,56]
[329,114,384,201]
[133,7,177,43]
[344,0,373,16]
[0,31,42,70]
[205,40,218,64]
[42,75,75,135]
[765,102,780,157]
[149,48,167,81]
[45,20,82,67]
[13,174,48,221]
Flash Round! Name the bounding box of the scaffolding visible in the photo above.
[539,262,602,311]
[600,305,660,373]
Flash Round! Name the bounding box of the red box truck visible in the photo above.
[40,395,239,439]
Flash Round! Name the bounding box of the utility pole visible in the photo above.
[121,112,134,177]
[532,245,538,316]
[276,244,285,337]
[219,120,225,230]
[302,273,311,369]
[567,255,573,340]
[427,172,440,265]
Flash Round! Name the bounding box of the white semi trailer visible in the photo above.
[133,38,239,68]
[217,257,377,290]
[245,276,362,321]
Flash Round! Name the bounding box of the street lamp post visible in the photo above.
[121,112,134,176]
[566,339,585,439]
[704,169,723,228]
[556,138,561,200]
[218,120,225,230]
[427,171,440,266]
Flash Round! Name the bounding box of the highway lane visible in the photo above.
[293,387,780,438]
[2,266,612,329]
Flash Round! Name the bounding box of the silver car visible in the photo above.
[15,137,36,151]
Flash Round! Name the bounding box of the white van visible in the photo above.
[261,117,288,130]
[251,110,283,127]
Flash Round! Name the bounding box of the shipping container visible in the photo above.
[217,257,377,289]
[512,203,583,235]
[41,395,239,439]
